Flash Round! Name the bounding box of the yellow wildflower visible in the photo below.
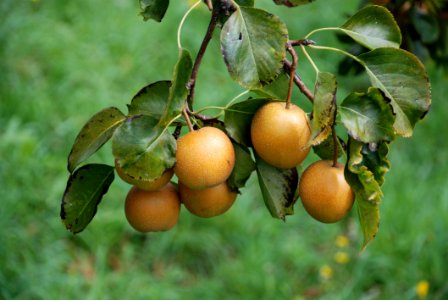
[335,235,349,248]
[319,264,333,280]
[416,280,429,299]
[334,251,350,264]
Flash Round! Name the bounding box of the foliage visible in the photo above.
[58,0,431,249]
[339,0,448,74]
[1,1,448,299]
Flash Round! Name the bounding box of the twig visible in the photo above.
[283,60,314,103]
[186,107,225,127]
[187,7,219,109]
[186,107,219,122]
[285,43,298,109]
[289,39,316,47]
[173,125,182,139]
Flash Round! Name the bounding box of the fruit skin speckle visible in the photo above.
[174,127,235,190]
[299,160,354,223]
[125,183,181,232]
[179,181,237,218]
[251,101,311,169]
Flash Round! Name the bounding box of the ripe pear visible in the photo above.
[299,160,355,223]
[174,127,235,190]
[251,102,311,169]
[179,181,237,218]
[124,183,181,232]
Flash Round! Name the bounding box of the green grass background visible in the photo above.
[1,0,447,299]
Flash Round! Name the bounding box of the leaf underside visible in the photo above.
[309,71,337,146]
[345,138,390,249]
[139,0,169,22]
[256,156,298,220]
[127,80,171,119]
[112,115,176,181]
[224,98,271,147]
[340,87,396,143]
[228,143,256,192]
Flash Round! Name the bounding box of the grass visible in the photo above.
[1,0,448,299]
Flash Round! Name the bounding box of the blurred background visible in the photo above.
[1,0,447,299]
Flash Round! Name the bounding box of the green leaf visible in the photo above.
[358,48,431,137]
[308,72,337,146]
[411,7,440,44]
[160,48,193,125]
[112,115,176,181]
[273,0,316,7]
[127,81,171,119]
[67,107,125,173]
[340,5,401,49]
[235,0,255,6]
[255,155,298,220]
[224,98,271,146]
[357,195,380,250]
[345,138,389,204]
[252,70,290,100]
[139,0,169,22]
[60,164,114,234]
[221,7,288,89]
[312,133,344,160]
[345,138,389,249]
[340,87,396,143]
[228,143,256,192]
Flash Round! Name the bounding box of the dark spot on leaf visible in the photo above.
[238,32,242,40]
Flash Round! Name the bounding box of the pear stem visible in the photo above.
[285,43,298,109]
[283,60,314,104]
[183,108,194,132]
[332,126,338,167]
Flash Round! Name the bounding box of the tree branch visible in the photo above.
[283,60,314,103]
[187,7,220,109]
[289,39,316,47]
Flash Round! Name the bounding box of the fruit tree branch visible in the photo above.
[289,39,316,47]
[283,60,314,103]
[186,6,220,109]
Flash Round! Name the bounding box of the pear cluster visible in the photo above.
[250,101,354,223]
[116,126,237,233]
